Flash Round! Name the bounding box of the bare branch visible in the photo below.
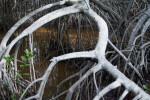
[66,64,102,100]
[119,90,129,100]
[93,79,121,100]
[0,1,66,52]
[3,5,81,57]
[50,50,96,62]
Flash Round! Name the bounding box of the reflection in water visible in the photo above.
[0,27,97,99]
[42,62,78,99]
[33,28,80,99]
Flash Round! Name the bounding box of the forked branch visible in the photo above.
[0,0,149,100]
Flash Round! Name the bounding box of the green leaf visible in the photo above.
[11,78,15,81]
[29,50,33,55]
[22,73,30,76]
[19,90,28,97]
[5,62,10,66]
[24,49,30,56]
[28,56,34,60]
[17,70,20,73]
[25,64,30,66]
[16,71,20,79]
[11,93,16,100]
[16,74,20,79]
[10,54,14,60]
[143,85,148,90]
[20,64,30,68]
[3,82,9,89]
[3,54,14,62]
[15,81,21,84]
[143,85,150,91]
[7,68,11,70]
[21,56,27,62]
[20,64,25,68]
[3,57,9,61]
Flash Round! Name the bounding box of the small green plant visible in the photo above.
[3,49,34,99]
[19,49,34,77]
[19,90,28,97]
[20,49,34,68]
[15,49,34,79]
[11,93,16,100]
[16,70,21,79]
[4,49,34,79]
[143,85,150,92]
[4,54,14,66]
[3,82,9,90]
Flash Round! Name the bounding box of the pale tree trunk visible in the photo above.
[0,0,150,100]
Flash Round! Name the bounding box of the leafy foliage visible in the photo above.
[143,85,150,92]
[4,54,14,65]
[3,49,34,99]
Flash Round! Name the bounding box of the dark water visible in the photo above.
[0,27,98,99]
[0,28,79,99]
[35,59,77,99]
